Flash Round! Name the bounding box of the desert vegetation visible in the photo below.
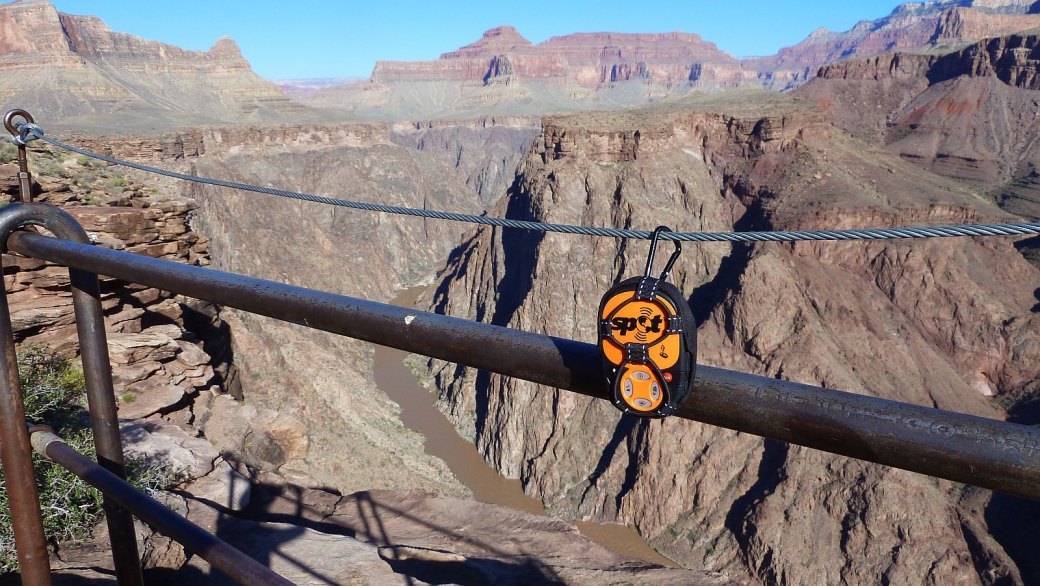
[0,347,171,573]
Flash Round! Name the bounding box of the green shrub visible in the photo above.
[83,192,105,206]
[103,177,127,196]
[124,458,177,499]
[19,346,86,423]
[72,171,96,189]
[0,347,172,573]
[38,161,67,179]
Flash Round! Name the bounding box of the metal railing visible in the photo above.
[0,200,1038,584]
[28,426,292,586]
[0,203,295,586]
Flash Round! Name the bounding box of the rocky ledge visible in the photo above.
[47,478,742,585]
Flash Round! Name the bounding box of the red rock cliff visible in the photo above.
[372,27,741,89]
[0,0,304,124]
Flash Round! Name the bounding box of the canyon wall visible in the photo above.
[175,119,533,496]
[390,117,540,206]
[310,27,743,120]
[369,6,1040,97]
[420,97,1040,585]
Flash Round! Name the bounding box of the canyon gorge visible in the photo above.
[0,0,1039,584]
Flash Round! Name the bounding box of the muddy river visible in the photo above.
[370,286,676,567]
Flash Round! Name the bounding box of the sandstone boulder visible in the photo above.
[180,459,251,513]
[120,419,219,481]
[68,207,160,245]
[199,394,309,470]
[107,329,180,366]
[117,378,185,419]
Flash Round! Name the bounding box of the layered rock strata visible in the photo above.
[300,0,1040,119]
[1,165,219,421]
[69,121,391,162]
[0,0,307,127]
[312,27,745,120]
[796,30,1040,219]
[372,27,741,90]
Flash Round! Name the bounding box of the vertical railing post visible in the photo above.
[67,245,145,586]
[0,203,143,586]
[0,274,51,585]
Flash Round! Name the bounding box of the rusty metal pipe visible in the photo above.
[29,431,294,586]
[0,204,143,586]
[4,109,34,203]
[9,230,1040,502]
[0,275,51,585]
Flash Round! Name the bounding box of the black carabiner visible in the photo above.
[643,226,682,281]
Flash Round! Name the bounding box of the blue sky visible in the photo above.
[48,1,909,79]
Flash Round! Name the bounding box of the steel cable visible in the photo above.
[22,126,1040,243]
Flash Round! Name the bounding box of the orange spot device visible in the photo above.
[599,227,696,417]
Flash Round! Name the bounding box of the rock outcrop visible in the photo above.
[2,154,307,483]
[419,95,1040,584]
[0,146,333,484]
[0,0,310,128]
[43,482,740,585]
[2,163,220,423]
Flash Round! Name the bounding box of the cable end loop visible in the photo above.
[11,123,42,147]
[4,110,41,147]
